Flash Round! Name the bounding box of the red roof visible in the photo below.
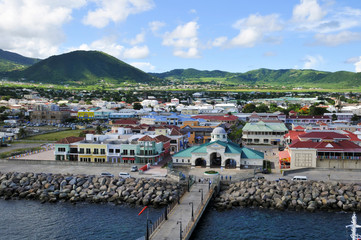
[289,140,361,152]
[193,114,238,121]
[288,115,330,119]
[293,125,305,130]
[279,150,290,161]
[154,135,171,142]
[56,136,84,144]
[284,130,305,143]
[138,135,154,141]
[170,128,183,136]
[112,119,138,125]
[298,131,349,140]
[344,130,361,142]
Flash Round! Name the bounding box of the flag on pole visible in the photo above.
[138,206,148,216]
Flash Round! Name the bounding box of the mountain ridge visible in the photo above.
[2,50,157,85]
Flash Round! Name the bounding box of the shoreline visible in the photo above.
[0,172,184,206]
[214,179,361,212]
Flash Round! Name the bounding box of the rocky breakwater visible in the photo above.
[214,179,361,212]
[0,172,184,206]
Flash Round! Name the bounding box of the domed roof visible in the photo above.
[212,127,226,135]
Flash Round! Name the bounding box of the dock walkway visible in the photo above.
[150,178,218,240]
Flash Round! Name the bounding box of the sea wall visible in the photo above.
[214,179,361,212]
[0,172,184,206]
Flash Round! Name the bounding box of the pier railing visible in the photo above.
[182,176,220,239]
[148,190,184,236]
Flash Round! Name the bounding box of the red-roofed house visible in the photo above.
[289,135,361,169]
[193,114,238,124]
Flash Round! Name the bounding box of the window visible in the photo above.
[123,150,128,155]
[188,159,190,163]
[109,149,114,153]
[116,149,120,153]
[100,149,105,155]
[170,140,177,144]
[79,148,84,154]
[58,148,66,152]
[130,150,135,155]
[93,148,99,154]
[86,148,91,154]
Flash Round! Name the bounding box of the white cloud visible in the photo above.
[127,31,146,45]
[229,14,283,47]
[123,45,149,59]
[83,0,154,28]
[355,57,361,73]
[292,0,326,22]
[345,56,360,64]
[71,37,149,59]
[0,0,86,58]
[302,55,324,69]
[346,56,361,72]
[212,37,228,47]
[162,21,200,58]
[130,62,155,71]
[149,21,166,33]
[73,37,125,58]
[173,48,200,59]
[313,31,361,46]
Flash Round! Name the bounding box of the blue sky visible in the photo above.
[1,0,361,73]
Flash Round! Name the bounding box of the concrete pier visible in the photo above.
[150,177,219,240]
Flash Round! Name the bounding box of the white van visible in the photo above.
[119,172,131,178]
[292,176,308,181]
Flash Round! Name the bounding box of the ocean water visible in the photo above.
[0,200,355,240]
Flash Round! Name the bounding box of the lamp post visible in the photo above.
[189,202,194,222]
[146,219,152,240]
[177,220,182,240]
[199,189,203,205]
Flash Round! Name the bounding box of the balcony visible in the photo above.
[317,155,361,160]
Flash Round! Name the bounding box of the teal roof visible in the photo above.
[173,140,264,159]
[240,147,264,159]
[242,121,288,132]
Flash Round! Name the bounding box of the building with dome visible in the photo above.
[172,127,264,169]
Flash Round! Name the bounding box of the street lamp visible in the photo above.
[146,219,152,240]
[199,189,203,204]
[189,202,194,221]
[177,220,182,240]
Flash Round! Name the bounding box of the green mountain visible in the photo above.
[150,68,232,79]
[0,49,40,72]
[5,50,157,85]
[150,68,361,88]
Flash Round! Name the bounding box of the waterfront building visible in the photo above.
[242,121,288,146]
[287,130,361,169]
[54,136,84,161]
[173,127,264,169]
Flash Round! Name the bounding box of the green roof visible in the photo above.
[242,121,288,132]
[173,140,264,159]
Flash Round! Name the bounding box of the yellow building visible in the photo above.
[180,121,216,145]
[77,143,107,163]
[77,110,95,120]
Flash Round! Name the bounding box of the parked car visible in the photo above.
[100,172,114,177]
[130,166,138,172]
[255,176,265,180]
[119,172,131,178]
